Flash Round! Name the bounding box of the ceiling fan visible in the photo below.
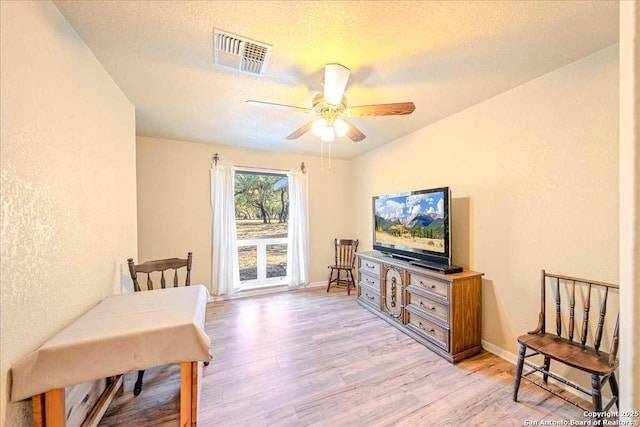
[247,63,415,143]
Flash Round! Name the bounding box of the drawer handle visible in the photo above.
[365,293,375,301]
[419,280,437,289]
[418,322,435,333]
[365,278,375,284]
[366,263,376,269]
[419,301,436,311]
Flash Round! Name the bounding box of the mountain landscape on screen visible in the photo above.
[374,191,446,254]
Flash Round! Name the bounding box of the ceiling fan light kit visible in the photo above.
[332,119,349,138]
[311,118,327,137]
[322,126,335,143]
[310,92,350,141]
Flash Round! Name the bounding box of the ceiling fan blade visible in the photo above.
[343,119,366,142]
[324,63,350,105]
[286,121,314,140]
[246,100,312,114]
[346,102,415,117]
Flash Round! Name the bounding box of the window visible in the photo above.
[234,170,289,289]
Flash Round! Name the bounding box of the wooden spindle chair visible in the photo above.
[326,239,359,295]
[513,270,619,419]
[126,252,193,396]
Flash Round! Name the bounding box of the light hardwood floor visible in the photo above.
[99,287,594,426]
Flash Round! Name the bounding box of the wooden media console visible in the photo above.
[356,251,483,363]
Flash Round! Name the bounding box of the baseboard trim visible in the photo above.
[304,280,327,289]
[481,340,518,364]
[208,280,326,302]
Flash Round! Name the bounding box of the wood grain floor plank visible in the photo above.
[100,287,594,426]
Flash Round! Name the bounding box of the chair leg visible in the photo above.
[347,269,356,296]
[326,268,334,292]
[133,370,145,396]
[608,373,619,410]
[513,343,526,401]
[591,374,603,413]
[345,269,350,295]
[542,356,551,384]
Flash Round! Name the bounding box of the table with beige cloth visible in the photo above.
[11,285,212,426]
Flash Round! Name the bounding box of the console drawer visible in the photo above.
[409,273,450,301]
[408,291,449,325]
[406,309,449,350]
[358,282,381,309]
[360,259,381,277]
[360,273,380,289]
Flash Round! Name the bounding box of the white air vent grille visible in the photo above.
[214,29,272,76]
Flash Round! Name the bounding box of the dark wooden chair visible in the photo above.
[513,270,619,419]
[326,239,359,295]
[126,252,193,396]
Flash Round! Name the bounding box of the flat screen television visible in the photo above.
[373,186,456,270]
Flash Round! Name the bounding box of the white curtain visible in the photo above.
[211,164,239,295]
[286,171,309,288]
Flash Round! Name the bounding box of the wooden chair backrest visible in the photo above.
[334,239,359,267]
[534,269,619,366]
[127,252,192,292]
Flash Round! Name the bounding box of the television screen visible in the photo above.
[373,187,451,264]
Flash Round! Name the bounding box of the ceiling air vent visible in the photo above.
[213,29,272,77]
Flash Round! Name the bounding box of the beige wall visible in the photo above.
[136,136,352,289]
[351,45,619,356]
[0,2,137,426]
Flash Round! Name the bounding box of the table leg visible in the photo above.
[180,361,199,427]
[32,393,46,427]
[32,388,65,427]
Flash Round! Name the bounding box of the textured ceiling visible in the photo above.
[53,1,618,159]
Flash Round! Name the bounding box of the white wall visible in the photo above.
[136,136,353,289]
[351,45,619,357]
[0,2,137,426]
